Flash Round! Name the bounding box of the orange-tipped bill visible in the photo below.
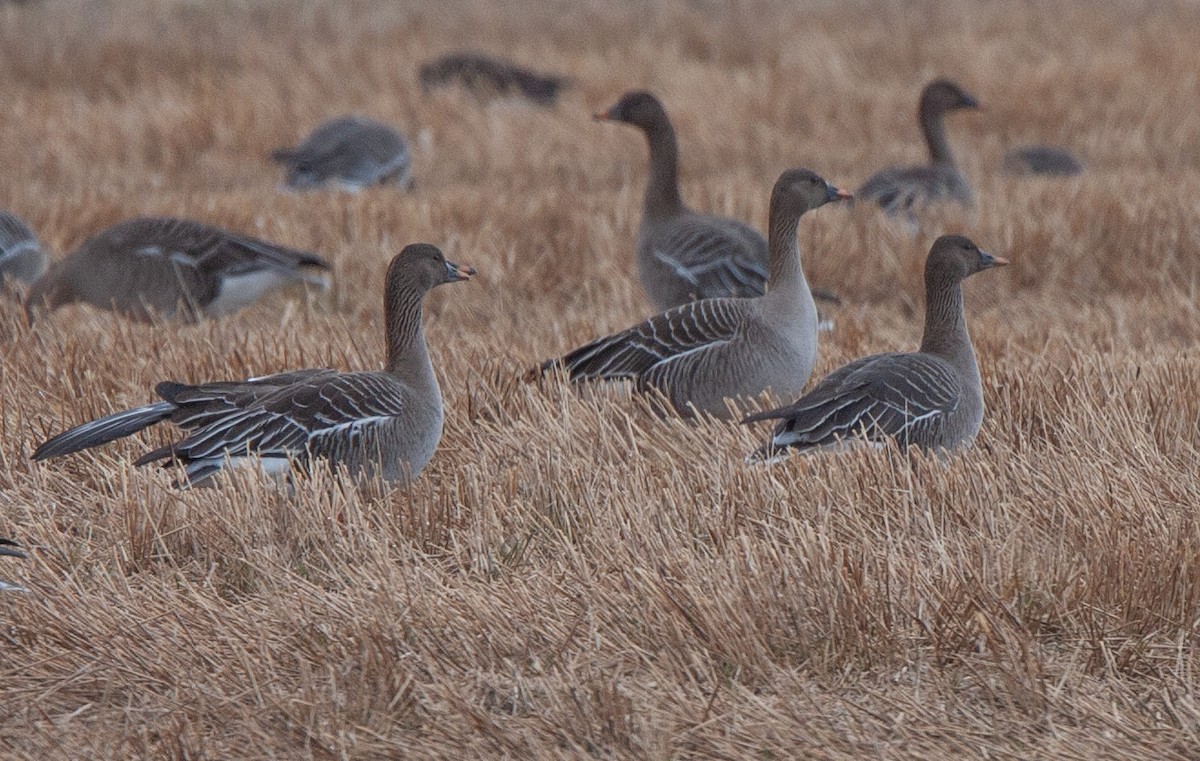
[825,183,853,203]
[981,251,1008,268]
[592,107,614,122]
[445,261,477,282]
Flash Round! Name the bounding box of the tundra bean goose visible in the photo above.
[1003,145,1084,176]
[0,211,46,286]
[419,52,572,106]
[32,244,474,487]
[539,169,850,419]
[271,115,413,191]
[596,92,843,311]
[858,79,980,216]
[24,216,331,323]
[0,538,26,593]
[744,235,1006,459]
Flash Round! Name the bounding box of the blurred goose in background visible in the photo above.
[596,91,840,312]
[271,115,413,191]
[0,538,27,593]
[538,169,850,419]
[32,244,473,487]
[744,234,1006,460]
[419,52,572,106]
[1003,144,1084,176]
[24,216,331,323]
[858,79,980,217]
[0,211,46,287]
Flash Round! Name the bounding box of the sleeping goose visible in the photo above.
[32,243,473,487]
[538,168,850,419]
[744,234,1006,459]
[858,79,980,216]
[1003,144,1084,176]
[419,52,572,106]
[271,115,413,191]
[0,211,46,286]
[596,91,840,311]
[0,538,27,593]
[24,216,331,323]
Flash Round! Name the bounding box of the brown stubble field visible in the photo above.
[2,0,1200,757]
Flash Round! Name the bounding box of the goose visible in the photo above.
[31,243,473,487]
[538,168,850,419]
[0,211,46,286]
[596,91,840,312]
[24,216,331,323]
[271,115,413,191]
[1003,145,1083,176]
[419,52,572,106]
[858,79,980,216]
[0,538,27,593]
[744,234,1006,459]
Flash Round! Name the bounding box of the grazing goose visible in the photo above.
[597,91,842,311]
[744,235,1006,459]
[32,244,473,487]
[419,52,572,106]
[24,216,331,323]
[538,169,850,419]
[0,211,46,286]
[271,115,413,191]
[1003,145,1084,176]
[858,79,980,216]
[0,538,27,593]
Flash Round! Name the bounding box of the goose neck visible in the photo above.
[384,284,436,389]
[919,278,976,378]
[919,106,956,166]
[641,119,685,218]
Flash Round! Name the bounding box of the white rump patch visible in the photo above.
[207,270,291,316]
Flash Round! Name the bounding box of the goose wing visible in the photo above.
[136,371,411,478]
[544,298,746,382]
[651,215,767,299]
[745,352,962,453]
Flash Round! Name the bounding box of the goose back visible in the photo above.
[25,217,331,322]
[1003,145,1084,176]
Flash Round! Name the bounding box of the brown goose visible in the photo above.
[538,169,850,419]
[32,244,473,487]
[25,217,331,323]
[0,538,26,593]
[419,52,572,106]
[597,91,794,312]
[858,79,980,216]
[1003,145,1083,176]
[744,235,1006,459]
[271,115,413,191]
[0,211,46,286]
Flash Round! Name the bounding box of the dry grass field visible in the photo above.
[2,0,1200,757]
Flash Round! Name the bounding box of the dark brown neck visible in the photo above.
[919,276,974,375]
[641,118,685,218]
[384,283,435,389]
[919,106,955,166]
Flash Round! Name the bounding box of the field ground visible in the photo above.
[2,0,1200,757]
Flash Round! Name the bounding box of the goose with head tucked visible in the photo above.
[858,79,980,217]
[538,168,850,419]
[24,216,331,323]
[0,211,46,287]
[32,244,473,487]
[745,234,1006,459]
[271,114,413,191]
